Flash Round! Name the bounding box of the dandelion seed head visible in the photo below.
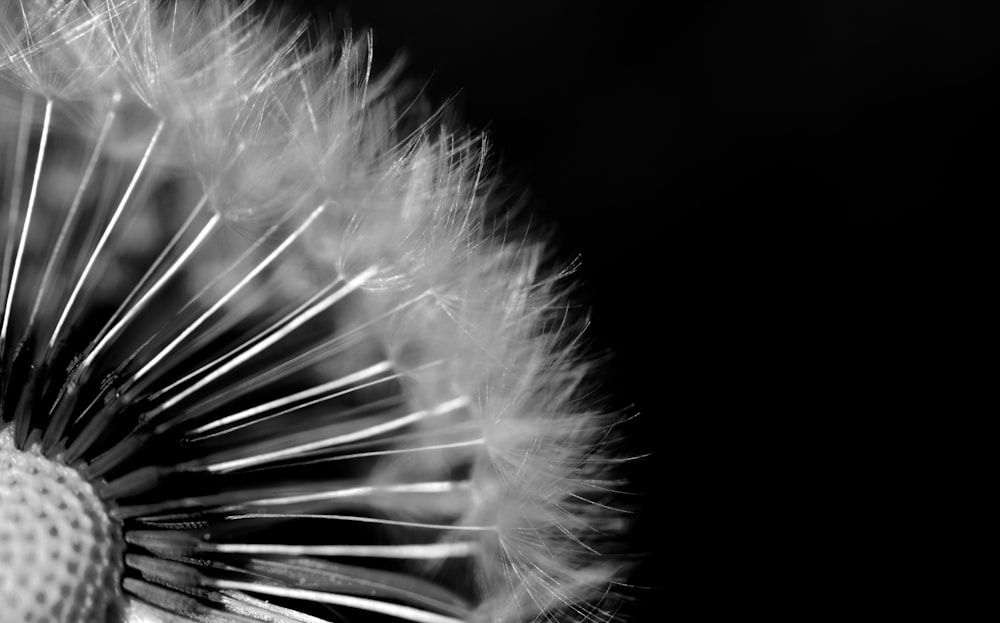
[0,1,632,622]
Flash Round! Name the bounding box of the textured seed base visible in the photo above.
[0,426,124,623]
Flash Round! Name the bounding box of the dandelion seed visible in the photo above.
[0,1,632,622]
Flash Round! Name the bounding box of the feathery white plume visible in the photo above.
[0,1,632,622]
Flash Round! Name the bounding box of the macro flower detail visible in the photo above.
[0,1,630,622]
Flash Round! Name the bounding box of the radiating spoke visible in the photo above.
[52,119,165,360]
[189,360,393,434]
[86,209,219,363]
[207,541,478,559]
[152,264,378,415]
[223,513,496,532]
[1,97,50,356]
[212,581,468,623]
[131,204,327,384]
[28,96,120,341]
[202,396,468,472]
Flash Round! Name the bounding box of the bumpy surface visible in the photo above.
[0,427,124,623]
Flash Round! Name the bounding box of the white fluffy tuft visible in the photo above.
[0,1,633,622]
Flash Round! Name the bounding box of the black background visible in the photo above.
[270,0,993,618]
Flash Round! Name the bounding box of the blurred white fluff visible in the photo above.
[0,1,630,622]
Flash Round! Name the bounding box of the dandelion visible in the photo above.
[0,1,630,622]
